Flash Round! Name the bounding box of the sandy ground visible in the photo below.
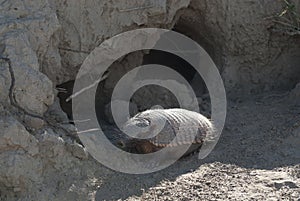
[93,92,300,201]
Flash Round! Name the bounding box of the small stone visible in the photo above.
[67,143,89,160]
[24,115,45,130]
[13,187,22,192]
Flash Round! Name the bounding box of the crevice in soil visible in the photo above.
[0,57,43,120]
[58,47,90,54]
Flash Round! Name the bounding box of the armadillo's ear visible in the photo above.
[136,118,150,127]
[144,117,151,125]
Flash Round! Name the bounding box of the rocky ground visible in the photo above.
[0,89,299,200]
[90,91,300,201]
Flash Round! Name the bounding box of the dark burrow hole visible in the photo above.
[56,50,211,151]
[94,49,210,125]
[57,80,74,121]
[57,27,215,151]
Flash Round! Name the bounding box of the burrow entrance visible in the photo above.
[57,19,217,125]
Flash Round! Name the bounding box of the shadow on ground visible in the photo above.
[95,93,300,200]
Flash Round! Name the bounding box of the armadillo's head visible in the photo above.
[116,113,152,153]
[122,109,167,138]
[121,115,152,139]
[117,109,167,153]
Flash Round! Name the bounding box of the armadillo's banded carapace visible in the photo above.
[145,109,214,148]
[121,108,214,154]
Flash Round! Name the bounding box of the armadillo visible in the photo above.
[118,108,215,156]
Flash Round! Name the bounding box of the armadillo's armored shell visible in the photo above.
[122,108,214,153]
[145,109,214,148]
